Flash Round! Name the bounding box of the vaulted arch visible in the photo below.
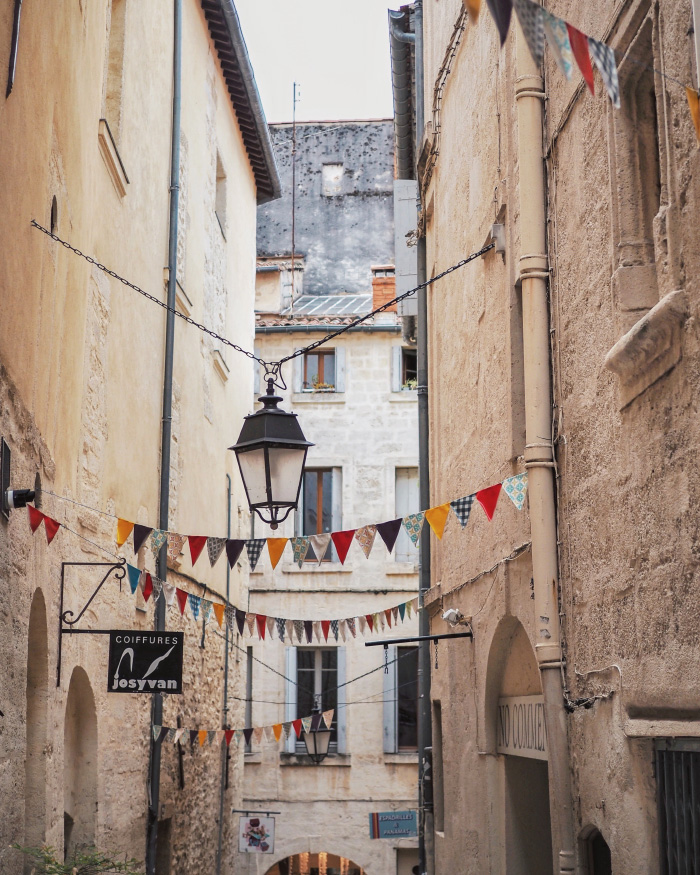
[25,588,49,865]
[64,665,97,859]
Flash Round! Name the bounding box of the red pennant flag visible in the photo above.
[176,588,188,615]
[385,609,392,628]
[331,529,356,565]
[292,719,303,738]
[142,572,153,602]
[321,620,330,641]
[476,483,502,521]
[567,23,595,95]
[224,729,235,746]
[366,614,374,632]
[27,505,44,533]
[188,536,207,566]
[256,614,267,640]
[43,516,61,545]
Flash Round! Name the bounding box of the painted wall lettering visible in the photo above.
[496,695,548,761]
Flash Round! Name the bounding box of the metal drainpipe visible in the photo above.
[146,1,182,872]
[514,22,575,875]
[414,4,434,875]
[693,0,700,89]
[216,474,233,875]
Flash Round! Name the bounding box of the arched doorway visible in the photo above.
[25,589,49,868]
[581,827,612,875]
[64,666,98,859]
[265,852,365,875]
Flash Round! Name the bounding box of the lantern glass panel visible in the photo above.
[267,447,306,505]
[236,448,268,505]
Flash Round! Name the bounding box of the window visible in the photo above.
[656,739,700,874]
[304,350,335,391]
[583,829,612,875]
[299,469,341,561]
[322,163,343,196]
[284,647,346,754]
[391,345,417,391]
[395,467,419,563]
[383,646,418,752]
[372,266,395,278]
[104,0,127,144]
[432,700,445,832]
[215,153,227,238]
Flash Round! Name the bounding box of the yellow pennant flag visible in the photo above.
[116,518,134,547]
[212,603,225,628]
[273,723,283,742]
[267,538,289,570]
[198,730,207,747]
[462,0,481,21]
[687,87,700,142]
[425,503,450,539]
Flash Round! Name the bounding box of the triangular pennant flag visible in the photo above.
[201,599,213,625]
[173,728,185,744]
[309,533,331,564]
[331,529,356,565]
[405,600,412,620]
[245,613,256,637]
[485,0,512,46]
[294,620,305,644]
[358,615,367,635]
[304,620,313,643]
[243,728,254,746]
[567,23,594,94]
[245,539,266,571]
[463,0,481,22]
[225,605,236,633]
[588,35,620,108]
[126,564,141,595]
[687,88,700,142]
[267,538,288,569]
[276,618,287,641]
[252,727,263,746]
[292,719,303,739]
[273,723,283,742]
[207,537,226,567]
[450,494,475,528]
[188,535,207,566]
[425,504,450,539]
[207,730,217,746]
[355,525,377,558]
[216,730,225,745]
[366,614,374,633]
[399,602,406,622]
[313,621,322,643]
[234,729,244,746]
[266,615,276,640]
[346,617,356,638]
[226,539,245,569]
[187,730,196,746]
[301,716,312,734]
[142,572,153,602]
[377,519,403,553]
[163,582,177,607]
[513,0,544,63]
[321,620,331,641]
[213,602,225,629]
[330,619,339,641]
[291,537,310,567]
[256,614,267,640]
[322,709,334,729]
[27,505,44,533]
[282,722,292,739]
[264,725,275,742]
[43,516,60,545]
[167,533,187,563]
[385,609,392,628]
[225,729,235,746]
[411,597,419,614]
[392,606,399,625]
[476,483,502,520]
[176,588,188,615]
[502,473,528,510]
[152,725,162,742]
[116,518,134,547]
[339,619,348,642]
[157,727,168,743]
[188,593,201,620]
[403,512,425,546]
[133,524,152,555]
[198,730,207,747]
[150,528,167,560]
[379,611,386,631]
[151,577,163,602]
[236,610,247,636]
[310,714,322,731]
[542,9,574,80]
[286,619,295,643]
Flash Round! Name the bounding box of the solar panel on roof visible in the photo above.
[284,294,372,316]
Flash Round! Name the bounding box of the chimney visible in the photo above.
[371,266,396,312]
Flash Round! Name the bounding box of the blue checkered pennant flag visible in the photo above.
[513,0,544,63]
[188,593,201,621]
[245,539,266,571]
[502,473,528,511]
[588,36,620,108]
[450,494,475,529]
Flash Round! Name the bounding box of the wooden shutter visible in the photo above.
[337,646,347,754]
[335,347,346,392]
[284,647,297,753]
[383,645,398,753]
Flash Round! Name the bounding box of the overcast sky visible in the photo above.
[235,0,395,124]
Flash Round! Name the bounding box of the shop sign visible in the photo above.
[369,810,418,839]
[238,816,275,854]
[497,695,548,761]
[107,631,184,693]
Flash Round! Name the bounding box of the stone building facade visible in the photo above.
[391,0,700,872]
[0,1,278,872]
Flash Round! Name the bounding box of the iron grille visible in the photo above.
[657,739,700,873]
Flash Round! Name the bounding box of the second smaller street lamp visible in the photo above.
[302,710,332,765]
[230,377,313,529]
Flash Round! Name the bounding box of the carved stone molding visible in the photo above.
[604,289,687,409]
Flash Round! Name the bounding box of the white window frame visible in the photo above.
[293,347,345,393]
[285,646,346,754]
[383,645,418,753]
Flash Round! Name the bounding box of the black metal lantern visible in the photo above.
[230,378,313,529]
[302,709,332,765]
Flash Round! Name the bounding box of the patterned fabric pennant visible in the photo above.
[225,605,236,633]
[294,620,305,645]
[542,9,574,80]
[207,537,226,567]
[330,619,339,641]
[188,593,201,621]
[133,524,152,555]
[246,613,256,637]
[403,512,425,546]
[152,724,162,742]
[165,728,176,744]
[27,505,44,533]
[43,516,60,545]
[188,535,207,566]
[567,23,594,94]
[266,615,276,640]
[163,582,177,607]
[513,0,544,63]
[346,616,356,638]
[126,564,141,595]
[425,504,450,539]
[309,533,331,564]
[502,473,528,510]
[355,524,377,558]
[167,533,187,563]
[331,530,356,564]
[201,599,213,625]
[176,588,188,615]
[151,577,163,602]
[142,573,153,602]
[291,537,310,567]
[476,483,502,520]
[339,619,347,642]
[116,518,134,547]
[173,728,185,744]
[213,603,225,629]
[450,494,475,528]
[377,519,403,553]
[276,617,287,641]
[267,538,288,569]
[234,729,244,746]
[150,529,167,560]
[226,539,245,569]
[322,709,334,729]
[588,35,620,108]
[485,0,513,46]
[245,539,266,571]
[301,716,312,734]
[282,721,292,739]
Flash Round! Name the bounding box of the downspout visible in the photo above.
[216,474,233,875]
[146,1,182,872]
[693,0,700,90]
[514,22,575,875]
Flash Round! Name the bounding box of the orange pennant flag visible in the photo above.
[462,0,481,21]
[687,87,700,142]
[267,538,289,570]
[116,518,135,547]
[212,603,225,628]
[198,730,207,747]
[425,503,450,539]
[273,723,283,742]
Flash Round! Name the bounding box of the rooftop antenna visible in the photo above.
[290,82,300,314]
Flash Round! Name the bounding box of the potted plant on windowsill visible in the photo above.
[307,379,335,393]
[401,379,417,391]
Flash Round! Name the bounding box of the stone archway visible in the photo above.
[25,589,49,867]
[64,665,98,860]
[264,852,365,875]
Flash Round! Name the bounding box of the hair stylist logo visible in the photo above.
[107,631,184,694]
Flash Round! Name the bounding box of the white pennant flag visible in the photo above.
[309,533,331,564]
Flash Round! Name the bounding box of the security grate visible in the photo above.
[657,739,700,874]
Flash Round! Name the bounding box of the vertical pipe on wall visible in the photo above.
[514,21,575,875]
[693,0,700,89]
[146,1,182,871]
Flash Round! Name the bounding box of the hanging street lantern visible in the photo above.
[230,377,313,529]
[302,709,332,765]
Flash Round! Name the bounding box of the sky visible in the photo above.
[235,0,395,124]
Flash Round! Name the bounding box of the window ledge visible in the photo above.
[604,290,687,409]
[212,349,230,383]
[280,753,351,767]
[163,269,192,317]
[388,392,418,403]
[384,563,419,576]
[292,393,345,404]
[244,751,262,763]
[384,752,419,764]
[98,118,129,198]
[278,563,353,574]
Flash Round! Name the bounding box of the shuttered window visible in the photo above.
[657,739,700,874]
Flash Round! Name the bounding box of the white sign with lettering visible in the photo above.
[497,695,548,761]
